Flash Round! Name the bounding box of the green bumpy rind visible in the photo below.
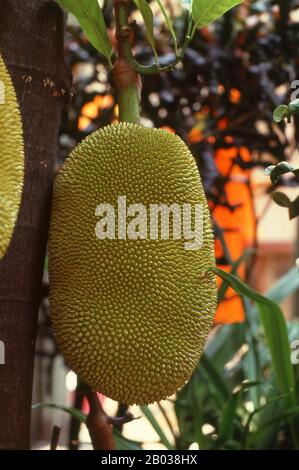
[0,54,24,259]
[49,123,217,405]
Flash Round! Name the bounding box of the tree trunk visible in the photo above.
[0,0,70,449]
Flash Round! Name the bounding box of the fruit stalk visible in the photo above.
[85,389,115,450]
[113,0,141,124]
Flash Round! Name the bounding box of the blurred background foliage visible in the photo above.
[34,0,299,450]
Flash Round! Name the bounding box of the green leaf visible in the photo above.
[212,268,296,405]
[273,100,299,123]
[247,406,299,446]
[56,0,112,65]
[32,402,87,423]
[217,248,254,304]
[133,0,158,60]
[205,322,245,362]
[241,392,290,449]
[33,402,142,450]
[113,428,143,450]
[219,381,261,442]
[156,0,178,53]
[272,191,291,208]
[243,298,262,407]
[288,195,299,220]
[273,104,289,122]
[191,381,207,448]
[192,0,243,30]
[140,405,174,449]
[272,192,299,221]
[200,354,231,406]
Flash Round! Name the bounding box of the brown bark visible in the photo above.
[85,390,115,451]
[0,0,70,449]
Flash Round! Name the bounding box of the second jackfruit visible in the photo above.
[0,54,24,259]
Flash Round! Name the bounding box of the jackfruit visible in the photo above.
[49,123,217,405]
[0,54,24,259]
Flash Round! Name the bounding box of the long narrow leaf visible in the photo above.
[219,381,261,442]
[32,402,87,423]
[247,406,299,446]
[140,405,174,449]
[156,0,178,53]
[217,248,254,304]
[213,268,296,405]
[133,0,158,60]
[33,402,142,450]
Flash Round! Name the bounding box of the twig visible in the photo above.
[50,425,61,451]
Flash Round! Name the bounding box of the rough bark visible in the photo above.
[0,0,70,449]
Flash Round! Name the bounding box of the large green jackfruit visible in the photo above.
[0,54,24,259]
[49,123,217,405]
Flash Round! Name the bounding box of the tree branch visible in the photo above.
[0,0,71,449]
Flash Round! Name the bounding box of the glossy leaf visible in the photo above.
[273,99,299,123]
[56,0,112,65]
[134,0,158,59]
[192,0,243,29]
[273,104,289,122]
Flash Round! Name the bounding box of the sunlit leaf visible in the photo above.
[134,0,158,60]
[156,0,178,53]
[273,104,289,122]
[56,0,112,65]
[192,0,243,30]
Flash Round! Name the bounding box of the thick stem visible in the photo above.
[0,0,70,449]
[85,388,115,451]
[113,0,141,124]
[117,83,140,123]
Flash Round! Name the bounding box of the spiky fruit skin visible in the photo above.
[49,123,217,405]
[0,55,24,259]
